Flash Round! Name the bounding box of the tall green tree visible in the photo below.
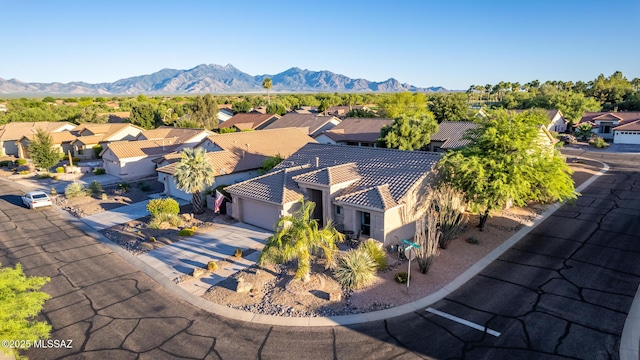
[258,199,344,282]
[266,102,287,116]
[28,128,62,170]
[438,109,577,230]
[548,92,601,128]
[378,92,429,118]
[232,100,252,114]
[379,113,438,150]
[0,262,51,359]
[77,107,108,124]
[190,94,219,130]
[262,78,273,105]
[174,147,215,214]
[428,93,469,123]
[130,102,160,129]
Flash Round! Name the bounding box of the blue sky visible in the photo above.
[2,0,639,90]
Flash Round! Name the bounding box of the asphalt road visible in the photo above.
[0,150,638,360]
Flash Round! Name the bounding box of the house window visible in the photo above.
[601,125,612,134]
[335,205,343,215]
[360,211,371,236]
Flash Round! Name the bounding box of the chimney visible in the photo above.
[315,157,319,167]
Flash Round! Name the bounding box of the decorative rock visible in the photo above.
[235,276,253,293]
[191,267,206,278]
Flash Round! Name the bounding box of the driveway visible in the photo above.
[137,222,272,295]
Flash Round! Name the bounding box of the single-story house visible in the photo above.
[428,121,479,152]
[100,127,213,179]
[156,128,315,201]
[314,117,393,147]
[97,111,131,123]
[0,121,76,157]
[225,143,443,246]
[613,120,640,144]
[70,123,144,159]
[18,131,77,159]
[263,113,341,137]
[218,107,234,124]
[579,112,640,143]
[218,113,280,132]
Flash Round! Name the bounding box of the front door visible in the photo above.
[360,211,371,236]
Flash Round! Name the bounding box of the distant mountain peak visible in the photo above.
[0,64,447,95]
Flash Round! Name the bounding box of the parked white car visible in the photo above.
[21,191,53,209]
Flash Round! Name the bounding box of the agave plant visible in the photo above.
[334,248,377,290]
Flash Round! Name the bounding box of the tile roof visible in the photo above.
[71,135,106,145]
[21,131,77,144]
[224,165,311,204]
[317,118,393,143]
[105,139,182,159]
[579,112,640,125]
[430,121,478,149]
[73,123,142,138]
[138,126,210,143]
[292,162,360,186]
[219,113,279,130]
[0,122,75,141]
[613,120,640,131]
[157,128,315,176]
[335,184,399,210]
[263,114,340,135]
[227,143,442,210]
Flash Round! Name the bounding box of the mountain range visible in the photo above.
[0,64,446,95]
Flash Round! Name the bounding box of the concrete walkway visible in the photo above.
[137,222,271,296]
[80,198,189,231]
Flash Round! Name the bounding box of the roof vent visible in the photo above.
[315,157,319,167]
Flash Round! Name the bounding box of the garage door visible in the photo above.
[240,198,280,230]
[615,132,640,144]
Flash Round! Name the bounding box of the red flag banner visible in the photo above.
[214,190,224,213]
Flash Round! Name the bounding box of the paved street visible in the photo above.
[0,150,638,359]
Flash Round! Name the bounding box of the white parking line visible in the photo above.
[426,307,501,337]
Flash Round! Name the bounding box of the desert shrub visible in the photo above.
[55,166,64,173]
[148,236,156,242]
[71,157,80,163]
[466,235,479,245]
[50,187,57,195]
[118,182,130,192]
[15,159,27,166]
[148,212,182,229]
[88,180,103,197]
[395,272,409,284]
[589,136,610,149]
[333,248,377,290]
[93,168,106,175]
[19,170,30,175]
[0,160,12,167]
[219,127,236,134]
[207,261,217,271]
[65,182,87,198]
[359,239,387,270]
[101,193,108,200]
[431,186,467,249]
[93,145,103,158]
[37,173,52,179]
[52,175,58,181]
[137,181,152,192]
[234,248,243,258]
[146,198,180,217]
[178,226,197,237]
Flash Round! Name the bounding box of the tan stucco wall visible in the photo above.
[383,206,417,247]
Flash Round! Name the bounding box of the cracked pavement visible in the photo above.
[0,151,638,359]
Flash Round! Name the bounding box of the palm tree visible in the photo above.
[258,199,344,282]
[174,147,215,214]
[262,78,273,105]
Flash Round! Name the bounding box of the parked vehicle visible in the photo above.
[21,191,52,209]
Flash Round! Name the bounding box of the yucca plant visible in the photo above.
[334,248,377,290]
[359,239,388,270]
[64,182,87,198]
[431,185,467,249]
